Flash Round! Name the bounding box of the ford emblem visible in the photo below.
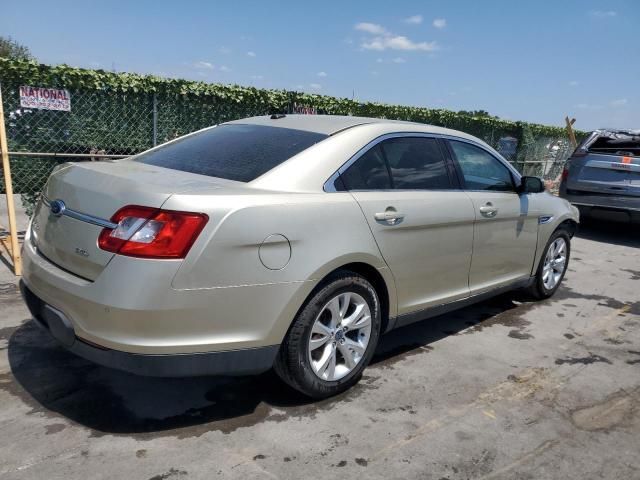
[50,199,66,217]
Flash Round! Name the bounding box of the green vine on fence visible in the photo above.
[0,58,579,139]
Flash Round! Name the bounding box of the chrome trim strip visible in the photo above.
[42,197,118,229]
[323,131,521,192]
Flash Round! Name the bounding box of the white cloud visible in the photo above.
[219,65,231,72]
[589,10,617,18]
[392,57,406,63]
[569,80,579,87]
[404,15,423,25]
[193,61,214,70]
[317,71,327,77]
[251,74,263,80]
[355,22,388,35]
[247,51,256,57]
[610,98,628,107]
[376,58,383,63]
[219,46,232,55]
[310,83,322,90]
[356,22,439,52]
[433,18,447,29]
[295,84,305,90]
[363,35,438,52]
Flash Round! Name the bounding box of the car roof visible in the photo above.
[224,114,467,137]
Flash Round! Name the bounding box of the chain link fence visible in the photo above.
[1,82,576,216]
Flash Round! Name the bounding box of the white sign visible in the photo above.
[19,86,71,111]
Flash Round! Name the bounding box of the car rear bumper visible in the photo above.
[20,281,279,377]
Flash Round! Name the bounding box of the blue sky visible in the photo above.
[1,0,638,130]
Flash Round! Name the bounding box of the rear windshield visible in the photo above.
[135,124,327,182]
[587,133,640,157]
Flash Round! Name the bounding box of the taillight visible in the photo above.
[98,205,208,259]
[561,160,571,181]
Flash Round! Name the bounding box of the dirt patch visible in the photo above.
[508,329,533,340]
[44,423,66,435]
[621,269,640,281]
[571,389,638,432]
[148,468,187,480]
[555,353,612,366]
[627,351,640,365]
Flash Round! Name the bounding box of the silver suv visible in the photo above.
[560,129,640,223]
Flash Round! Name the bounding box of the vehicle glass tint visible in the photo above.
[380,137,452,190]
[135,124,327,182]
[340,145,392,190]
[450,141,514,192]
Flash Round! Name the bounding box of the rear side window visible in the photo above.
[135,124,327,182]
[340,145,392,190]
[449,140,515,192]
[339,137,452,191]
[381,137,451,190]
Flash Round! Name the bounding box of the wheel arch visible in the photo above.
[558,218,578,237]
[283,260,396,339]
[331,262,393,334]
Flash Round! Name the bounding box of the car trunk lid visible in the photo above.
[31,160,225,280]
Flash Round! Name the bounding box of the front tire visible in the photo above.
[529,228,571,299]
[275,271,381,399]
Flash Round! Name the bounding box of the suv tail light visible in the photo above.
[98,205,208,259]
[561,160,571,181]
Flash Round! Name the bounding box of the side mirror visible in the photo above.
[519,176,545,194]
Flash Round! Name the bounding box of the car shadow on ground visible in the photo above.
[575,218,640,248]
[6,290,534,437]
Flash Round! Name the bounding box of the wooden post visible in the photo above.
[565,116,577,149]
[0,84,22,276]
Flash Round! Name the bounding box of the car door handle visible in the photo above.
[479,204,498,218]
[374,209,405,225]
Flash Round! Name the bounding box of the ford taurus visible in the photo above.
[20,115,579,398]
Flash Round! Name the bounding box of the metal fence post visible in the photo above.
[0,83,23,276]
[153,93,158,147]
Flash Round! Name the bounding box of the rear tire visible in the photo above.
[529,228,571,299]
[274,271,381,399]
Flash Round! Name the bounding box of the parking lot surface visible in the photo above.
[0,220,639,480]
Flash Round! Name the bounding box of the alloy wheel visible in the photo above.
[308,292,372,381]
[542,237,567,290]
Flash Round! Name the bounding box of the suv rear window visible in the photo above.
[587,133,640,157]
[135,124,327,182]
